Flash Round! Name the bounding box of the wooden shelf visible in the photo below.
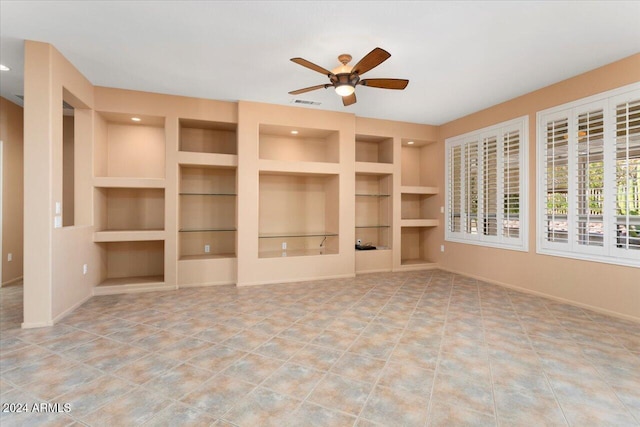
[177,151,238,167]
[179,228,236,233]
[94,230,165,242]
[400,219,439,228]
[355,162,394,175]
[93,177,165,188]
[259,159,340,175]
[401,186,438,195]
[179,192,237,196]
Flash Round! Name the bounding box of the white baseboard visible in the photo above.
[393,263,438,272]
[21,320,53,329]
[52,292,93,324]
[439,267,640,324]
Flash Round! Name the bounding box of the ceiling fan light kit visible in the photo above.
[289,47,409,106]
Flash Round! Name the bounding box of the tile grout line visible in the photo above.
[478,277,504,427]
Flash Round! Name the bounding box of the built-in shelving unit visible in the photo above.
[354,133,394,273]
[93,112,167,293]
[87,96,439,292]
[258,172,339,258]
[355,135,393,164]
[355,174,392,249]
[259,125,339,163]
[255,124,341,260]
[179,119,237,155]
[399,140,439,269]
[94,241,166,294]
[178,166,237,259]
[177,119,238,286]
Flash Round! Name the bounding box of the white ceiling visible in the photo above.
[1,1,639,125]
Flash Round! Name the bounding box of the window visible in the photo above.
[445,116,528,250]
[537,83,640,268]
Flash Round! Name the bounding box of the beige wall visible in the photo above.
[0,97,24,285]
[435,53,640,321]
[21,40,639,327]
[23,41,97,326]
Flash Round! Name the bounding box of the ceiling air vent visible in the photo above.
[291,99,321,106]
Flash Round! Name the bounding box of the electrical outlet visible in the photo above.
[204,244,211,253]
[83,264,88,275]
[7,253,12,262]
[282,242,287,250]
[440,245,445,252]
[440,206,444,214]
[54,215,62,228]
[55,202,62,215]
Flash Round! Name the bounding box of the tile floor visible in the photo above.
[0,270,639,426]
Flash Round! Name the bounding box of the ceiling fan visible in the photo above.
[288,47,409,106]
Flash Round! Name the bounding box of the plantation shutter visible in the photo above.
[614,98,640,253]
[445,116,527,250]
[503,130,520,238]
[465,141,478,235]
[449,145,462,233]
[537,84,640,267]
[482,136,498,236]
[544,117,570,245]
[575,109,605,249]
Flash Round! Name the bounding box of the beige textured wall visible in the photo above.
[435,53,640,320]
[0,97,24,284]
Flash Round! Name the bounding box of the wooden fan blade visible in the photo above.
[351,47,391,76]
[342,93,357,106]
[359,78,409,90]
[290,58,334,76]
[288,84,330,95]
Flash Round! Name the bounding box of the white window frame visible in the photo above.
[445,116,529,251]
[536,82,640,268]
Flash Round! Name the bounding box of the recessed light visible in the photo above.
[407,141,415,145]
[0,64,10,71]
[131,117,141,122]
[290,130,299,135]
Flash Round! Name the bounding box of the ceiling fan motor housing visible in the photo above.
[331,72,360,88]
